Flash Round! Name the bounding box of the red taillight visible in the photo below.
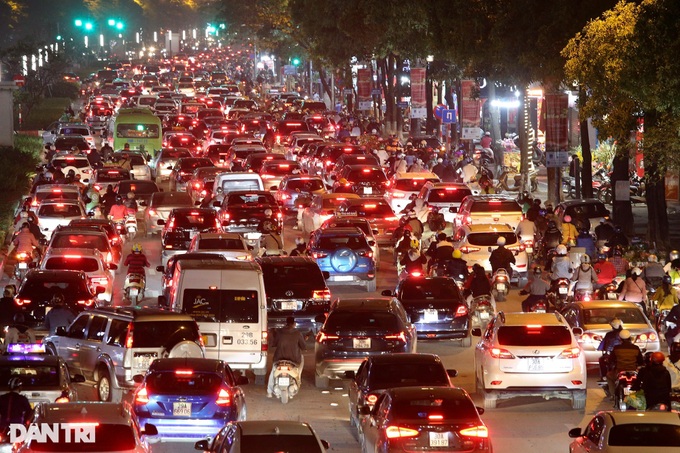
[15,299,30,306]
[459,426,488,438]
[490,348,515,359]
[385,426,419,439]
[358,250,373,258]
[312,252,328,259]
[126,325,134,349]
[460,246,480,254]
[261,331,268,352]
[216,388,231,406]
[385,331,407,342]
[55,396,69,403]
[316,332,339,343]
[455,305,468,317]
[193,181,202,190]
[134,386,149,404]
[148,209,157,216]
[77,299,95,307]
[312,289,331,301]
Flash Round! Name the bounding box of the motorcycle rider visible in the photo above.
[464,264,496,311]
[124,243,150,278]
[0,378,32,430]
[618,267,648,311]
[5,313,36,347]
[664,299,680,345]
[520,267,550,312]
[571,255,598,295]
[489,236,515,275]
[516,215,537,245]
[607,225,630,248]
[575,228,596,259]
[9,223,39,259]
[394,230,413,265]
[542,221,563,257]
[448,250,469,281]
[550,244,573,287]
[431,157,446,180]
[598,318,624,381]
[289,237,307,257]
[607,329,644,398]
[123,192,138,215]
[663,250,680,274]
[100,185,118,216]
[405,210,424,239]
[560,215,578,246]
[260,218,284,255]
[108,196,128,227]
[400,246,427,275]
[594,252,617,287]
[632,351,672,410]
[643,254,666,290]
[267,317,306,398]
[43,292,76,335]
[426,233,454,271]
[651,275,678,313]
[595,218,615,249]
[610,246,630,276]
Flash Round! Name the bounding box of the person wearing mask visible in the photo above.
[618,267,647,309]
[100,185,118,216]
[652,275,678,314]
[0,378,32,431]
[610,246,629,276]
[519,267,550,312]
[400,246,427,275]
[598,318,624,382]
[595,218,615,248]
[560,215,578,246]
[5,313,36,347]
[405,210,424,239]
[44,292,76,335]
[525,199,542,222]
[409,158,427,173]
[124,243,150,278]
[267,317,306,398]
[593,253,618,288]
[607,329,644,398]
[489,236,515,275]
[464,264,496,311]
[632,352,672,410]
[100,142,114,163]
[643,254,665,290]
[45,144,57,162]
[289,237,307,257]
[572,255,598,294]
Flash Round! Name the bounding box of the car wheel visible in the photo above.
[97,371,112,402]
[315,373,329,389]
[45,344,58,356]
[459,335,472,348]
[571,390,586,410]
[366,278,377,293]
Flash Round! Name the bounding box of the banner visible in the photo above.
[460,80,482,127]
[543,93,569,152]
[357,68,372,110]
[409,68,426,118]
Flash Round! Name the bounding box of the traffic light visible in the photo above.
[116,22,124,30]
[74,19,83,27]
[84,22,93,31]
[292,57,301,66]
[108,19,116,26]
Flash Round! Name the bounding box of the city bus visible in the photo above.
[109,108,162,156]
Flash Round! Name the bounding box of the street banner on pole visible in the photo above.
[543,93,569,152]
[410,68,426,119]
[460,80,481,127]
[357,68,372,111]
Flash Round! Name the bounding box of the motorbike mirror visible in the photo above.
[156,265,164,272]
[132,374,145,384]
[194,439,209,451]
[156,219,165,226]
[321,440,330,450]
[476,407,485,415]
[568,428,583,438]
[368,240,376,247]
[471,328,482,337]
[572,327,584,336]
[344,370,356,379]
[142,423,159,440]
[448,207,457,213]
[72,374,86,383]
[446,369,458,378]
[55,326,67,336]
[381,289,393,297]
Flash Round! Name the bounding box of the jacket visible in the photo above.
[12,230,39,255]
[597,329,622,352]
[572,264,598,290]
[44,307,76,335]
[633,363,672,409]
[271,327,306,364]
[124,252,150,275]
[551,256,573,280]
[467,274,492,298]
[489,246,515,273]
[594,261,617,285]
[0,392,32,427]
[652,286,678,311]
[609,341,643,373]
[561,223,578,245]
[109,204,127,221]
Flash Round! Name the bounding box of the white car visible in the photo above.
[569,411,680,452]
[40,247,115,303]
[51,153,94,183]
[113,151,152,181]
[415,182,473,223]
[28,185,82,213]
[56,124,97,149]
[188,232,252,261]
[474,311,587,410]
[384,171,440,214]
[454,194,524,230]
[36,200,86,240]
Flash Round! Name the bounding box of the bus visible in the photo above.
[109,108,162,156]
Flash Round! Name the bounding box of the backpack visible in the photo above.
[14,328,30,344]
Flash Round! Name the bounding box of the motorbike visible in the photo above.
[113,219,127,242]
[614,370,638,410]
[495,166,539,193]
[469,295,494,331]
[573,287,594,302]
[529,298,549,313]
[492,269,510,302]
[14,248,38,282]
[271,360,301,404]
[125,214,137,240]
[548,278,571,309]
[124,273,146,305]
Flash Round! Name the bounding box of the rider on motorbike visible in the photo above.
[515,215,537,245]
[448,250,469,280]
[572,255,598,294]
[520,267,550,312]
[632,351,672,410]
[607,329,644,398]
[426,233,454,271]
[0,378,32,430]
[618,267,647,307]
[560,215,578,246]
[575,228,596,259]
[123,192,138,215]
[108,196,128,224]
[394,230,413,265]
[594,252,618,288]
[400,246,427,275]
[550,244,573,283]
[489,237,515,275]
[259,218,284,255]
[9,223,39,257]
[609,246,630,276]
[124,243,150,278]
[464,264,496,311]
[643,254,666,290]
[652,275,678,312]
[597,318,624,381]
[663,250,680,274]
[267,317,306,398]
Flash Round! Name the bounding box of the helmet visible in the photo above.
[452,250,462,259]
[664,275,672,284]
[651,352,665,364]
[127,192,135,199]
[409,239,420,249]
[619,329,632,340]
[671,250,680,261]
[632,267,642,276]
[51,292,65,305]
[533,267,542,275]
[556,244,568,255]
[648,254,658,263]
[67,169,76,177]
[610,318,623,330]
[437,232,447,241]
[563,215,572,223]
[484,131,491,136]
[19,211,28,219]
[613,246,623,257]
[437,158,443,163]
[295,236,305,245]
[580,255,591,264]
[8,377,23,391]
[496,236,506,246]
[13,313,25,324]
[264,208,273,217]
[131,243,143,253]
[44,172,53,181]
[597,253,607,261]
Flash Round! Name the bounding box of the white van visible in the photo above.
[168,259,268,377]
[211,172,264,205]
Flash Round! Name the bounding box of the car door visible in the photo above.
[362,393,391,453]
[58,314,90,376]
[348,361,368,425]
[78,315,110,381]
[571,415,605,453]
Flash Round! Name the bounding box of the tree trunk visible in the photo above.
[579,88,593,198]
[488,81,501,143]
[318,67,332,102]
[646,172,669,250]
[611,152,633,233]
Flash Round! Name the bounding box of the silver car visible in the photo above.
[144,191,193,236]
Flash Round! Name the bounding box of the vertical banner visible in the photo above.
[410,68,427,119]
[357,68,372,111]
[460,79,482,127]
[543,93,569,152]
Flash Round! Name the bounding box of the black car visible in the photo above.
[256,256,331,335]
[169,157,214,192]
[220,190,283,234]
[159,208,222,265]
[382,275,471,345]
[332,165,389,197]
[117,179,159,213]
[346,354,456,434]
[156,253,227,307]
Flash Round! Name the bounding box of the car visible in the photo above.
[243,153,286,173]
[151,147,192,182]
[555,198,611,234]
[159,208,222,266]
[132,358,248,441]
[188,232,251,260]
[385,171,441,214]
[256,256,331,335]
[50,153,93,183]
[568,410,680,452]
[49,226,119,267]
[144,191,194,236]
[314,297,416,388]
[382,275,471,343]
[90,167,133,195]
[274,175,326,215]
[226,144,268,171]
[409,135,446,153]
[360,386,490,453]
[117,179,160,214]
[39,248,115,303]
[55,124,96,149]
[259,160,302,192]
[472,311,587,409]
[560,300,661,365]
[169,157,214,192]
[308,227,377,292]
[455,195,524,230]
[300,193,361,234]
[43,307,204,402]
[416,182,473,223]
[452,223,529,284]
[27,184,83,213]
[332,165,390,197]
[335,198,399,245]
[112,151,152,181]
[52,135,90,153]
[204,144,233,167]
[325,153,381,186]
[195,420,329,453]
[311,144,365,179]
[187,167,225,205]
[346,354,456,433]
[168,134,202,155]
[155,253,227,307]
[68,218,124,261]
[35,200,86,240]
[274,119,312,146]
[304,115,336,139]
[286,133,323,161]
[14,402,158,452]
[319,215,381,267]
[219,190,283,234]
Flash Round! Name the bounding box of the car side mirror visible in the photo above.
[471,328,482,337]
[108,263,117,271]
[132,374,145,384]
[372,229,379,235]
[344,370,356,379]
[55,326,67,336]
[568,428,583,438]
[156,219,165,226]
[381,289,393,297]
[447,369,458,378]
[139,201,147,207]
[72,374,86,383]
[572,327,584,336]
[476,407,485,415]
[213,201,221,208]
[156,265,165,272]
[321,440,330,450]
[314,314,327,323]
[368,240,376,247]
[194,439,209,451]
[142,423,159,438]
[322,271,330,280]
[449,207,457,213]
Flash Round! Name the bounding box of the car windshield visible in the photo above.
[240,434,322,452]
[394,178,438,192]
[470,200,521,213]
[96,170,129,182]
[145,371,222,395]
[52,158,90,169]
[38,204,82,217]
[118,181,158,195]
[583,308,648,325]
[51,234,108,252]
[427,188,471,203]
[29,424,136,452]
[316,235,368,251]
[160,149,191,159]
[277,122,310,135]
[179,159,212,170]
[221,179,261,192]
[286,179,324,192]
[370,363,449,388]
[0,365,59,389]
[392,395,478,420]
[227,193,275,206]
[339,203,393,218]
[323,220,370,236]
[262,163,301,175]
[206,145,231,156]
[197,238,245,250]
[566,203,609,218]
[260,264,326,291]
[20,278,90,300]
[401,279,462,301]
[324,312,400,332]
[152,193,193,207]
[44,257,100,273]
[36,192,80,203]
[467,232,518,246]
[59,127,89,136]
[173,211,218,229]
[131,321,200,348]
[497,325,572,346]
[608,423,680,446]
[182,289,259,323]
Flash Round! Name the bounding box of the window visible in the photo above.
[608,423,680,447]
[173,211,218,229]
[117,123,160,139]
[0,365,60,389]
[197,238,245,250]
[38,204,82,217]
[469,200,521,213]
[394,178,438,192]
[400,279,461,302]
[239,434,322,452]
[338,202,393,217]
[86,316,108,342]
[44,257,100,273]
[227,193,276,206]
[106,319,129,347]
[146,371,222,395]
[221,179,261,192]
[585,416,605,445]
[285,179,324,192]
[316,235,368,251]
[68,315,89,339]
[182,289,259,324]
[427,188,471,203]
[261,264,326,292]
[131,321,200,348]
[325,312,400,332]
[370,363,449,388]
[583,308,646,326]
[497,325,572,347]
[392,394,479,420]
[467,232,518,246]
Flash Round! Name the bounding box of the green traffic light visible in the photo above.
[116,22,124,30]
[56,35,62,41]
[74,19,82,27]
[206,25,216,33]
[84,22,93,31]
[108,19,115,26]
[292,58,301,66]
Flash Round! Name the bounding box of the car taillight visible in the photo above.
[460,246,480,254]
[216,388,231,406]
[15,299,30,306]
[134,386,149,404]
[261,331,268,351]
[316,332,339,343]
[192,181,202,190]
[280,193,290,200]
[312,289,331,301]
[636,332,658,343]
[458,426,489,438]
[126,325,134,348]
[391,192,405,198]
[490,348,515,359]
[455,305,468,317]
[261,174,274,179]
[366,394,379,406]
[358,250,373,258]
[312,252,328,259]
[385,426,419,439]
[77,299,95,307]
[559,347,581,359]
[223,212,231,221]
[148,209,157,216]
[385,331,407,342]
[55,396,70,403]
[16,252,29,260]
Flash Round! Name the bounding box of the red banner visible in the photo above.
[460,80,481,128]
[543,93,569,152]
[357,69,372,102]
[410,68,426,109]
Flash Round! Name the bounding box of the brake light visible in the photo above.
[392,192,405,198]
[490,348,515,359]
[358,250,373,258]
[90,277,109,286]
[459,426,488,438]
[455,305,469,317]
[364,204,376,209]
[312,289,331,301]
[261,174,274,179]
[55,396,70,403]
[460,246,480,253]
[77,299,95,307]
[134,386,149,404]
[636,332,657,343]
[216,388,231,406]
[16,252,29,260]
[15,299,30,306]
[261,331,268,351]
[175,369,193,375]
[148,209,156,216]
[316,332,339,342]
[312,252,328,259]
[385,331,407,342]
[52,189,62,193]
[428,414,444,421]
[559,347,581,359]
[126,325,134,348]
[385,426,419,439]
[193,181,202,190]
[366,394,379,405]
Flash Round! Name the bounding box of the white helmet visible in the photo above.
[580,255,591,264]
[619,329,632,340]
[496,236,506,246]
[632,267,642,276]
[610,318,623,330]
[556,244,568,255]
[648,254,658,263]
[669,250,679,261]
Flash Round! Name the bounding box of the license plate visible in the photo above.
[135,356,152,369]
[363,187,373,194]
[173,402,192,416]
[353,338,371,349]
[429,432,449,447]
[607,293,617,300]
[528,358,543,371]
[623,387,631,395]
[479,312,490,320]
[278,376,290,387]
[333,275,353,282]
[559,287,568,294]
[244,232,261,240]
[496,283,506,292]
[18,262,28,269]
[423,309,438,322]
[129,288,139,297]
[526,247,533,253]
[281,301,298,311]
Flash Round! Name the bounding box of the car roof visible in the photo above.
[573,301,643,310]
[236,420,316,436]
[23,269,88,281]
[35,402,131,424]
[148,358,223,373]
[333,298,394,311]
[367,353,443,365]
[35,184,80,193]
[499,312,566,326]
[178,260,261,272]
[603,410,680,425]
[462,223,515,233]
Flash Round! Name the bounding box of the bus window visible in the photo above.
[116,124,160,138]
